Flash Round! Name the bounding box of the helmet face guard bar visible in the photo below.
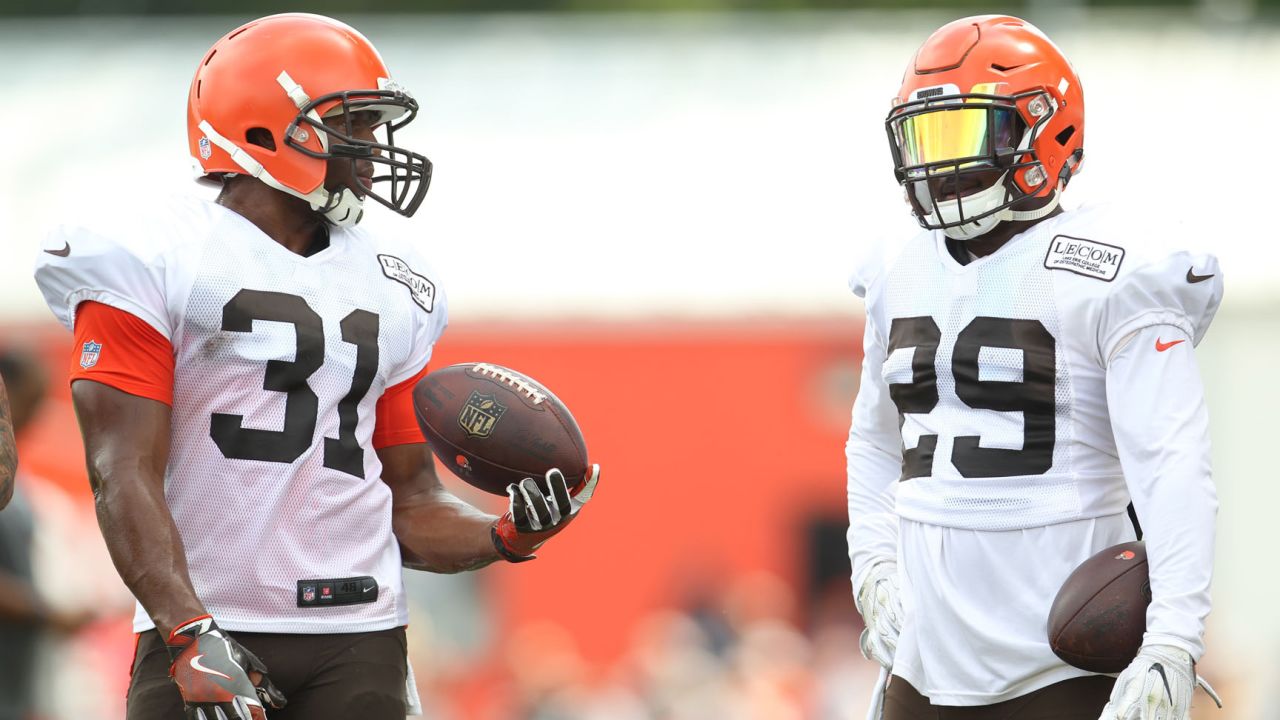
[886,90,1054,231]
[285,89,433,219]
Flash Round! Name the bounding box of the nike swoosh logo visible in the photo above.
[190,654,233,680]
[1186,268,1214,283]
[1151,663,1174,703]
[44,243,70,257]
[1155,338,1185,352]
[363,585,376,593]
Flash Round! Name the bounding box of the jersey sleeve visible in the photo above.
[382,247,449,388]
[373,363,430,449]
[1105,323,1216,660]
[849,236,891,300]
[33,221,172,338]
[70,301,175,405]
[846,287,903,590]
[34,222,173,339]
[1097,250,1223,364]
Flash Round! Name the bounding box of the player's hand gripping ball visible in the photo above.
[491,465,601,562]
[1100,645,1197,720]
[413,363,590,496]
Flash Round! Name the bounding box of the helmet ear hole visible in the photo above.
[245,127,276,151]
[1054,125,1076,147]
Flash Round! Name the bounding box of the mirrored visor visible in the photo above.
[894,105,1023,174]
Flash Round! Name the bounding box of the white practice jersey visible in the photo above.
[35,196,448,634]
[845,204,1222,704]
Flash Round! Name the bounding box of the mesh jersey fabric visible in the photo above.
[35,196,448,634]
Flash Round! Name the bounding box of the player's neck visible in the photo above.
[964,205,1064,258]
[216,179,330,256]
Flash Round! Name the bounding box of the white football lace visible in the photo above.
[472,363,547,405]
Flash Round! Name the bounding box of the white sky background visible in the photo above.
[0,10,1276,323]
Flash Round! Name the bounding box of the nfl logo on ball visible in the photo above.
[458,391,507,438]
[80,341,102,369]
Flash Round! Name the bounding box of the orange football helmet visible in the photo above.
[887,15,1084,239]
[188,13,431,226]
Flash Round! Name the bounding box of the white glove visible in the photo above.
[855,560,902,669]
[1100,644,1222,720]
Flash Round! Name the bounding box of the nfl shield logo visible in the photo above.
[80,340,102,369]
[458,391,507,438]
[198,136,212,160]
[302,585,315,602]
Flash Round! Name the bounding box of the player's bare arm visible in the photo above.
[379,442,501,573]
[70,380,205,636]
[0,378,15,509]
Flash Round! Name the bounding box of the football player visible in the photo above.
[846,15,1221,720]
[33,14,599,720]
[0,376,13,510]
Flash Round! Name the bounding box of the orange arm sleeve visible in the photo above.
[70,301,174,406]
[373,364,429,449]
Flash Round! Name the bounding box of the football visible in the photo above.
[412,362,590,496]
[1047,541,1150,673]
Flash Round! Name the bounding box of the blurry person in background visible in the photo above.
[0,373,14,511]
[33,12,598,720]
[846,15,1221,720]
[0,348,94,720]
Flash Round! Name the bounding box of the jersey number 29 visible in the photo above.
[887,315,1056,480]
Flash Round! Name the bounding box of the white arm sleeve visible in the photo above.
[1105,323,1216,661]
[846,308,903,591]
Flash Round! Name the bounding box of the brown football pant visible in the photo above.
[884,675,1116,720]
[126,627,409,720]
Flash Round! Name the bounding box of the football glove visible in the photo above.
[491,465,599,562]
[855,560,902,670]
[1099,644,1222,720]
[166,615,287,720]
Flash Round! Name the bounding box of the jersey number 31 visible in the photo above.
[210,289,378,479]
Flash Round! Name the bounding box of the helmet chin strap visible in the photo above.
[197,120,364,228]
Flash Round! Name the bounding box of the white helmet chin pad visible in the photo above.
[912,171,1062,241]
[318,187,365,227]
[942,213,1003,240]
[913,174,1009,240]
